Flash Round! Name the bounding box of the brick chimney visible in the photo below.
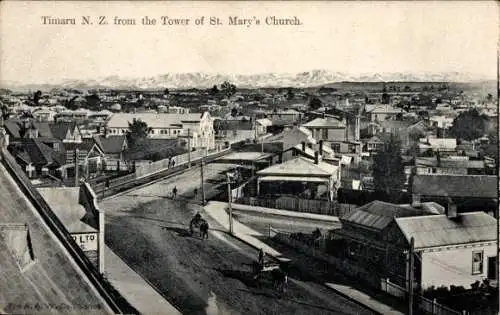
[301,141,306,152]
[319,140,323,155]
[314,151,319,164]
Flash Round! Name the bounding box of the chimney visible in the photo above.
[319,140,323,155]
[301,141,306,152]
[314,151,319,164]
[436,150,441,167]
[411,193,421,208]
[446,198,457,219]
[355,116,360,142]
[322,113,326,118]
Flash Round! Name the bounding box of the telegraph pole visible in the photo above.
[187,128,191,168]
[226,172,233,234]
[74,148,79,187]
[408,236,415,315]
[200,157,206,206]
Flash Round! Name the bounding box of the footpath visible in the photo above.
[230,202,340,223]
[205,201,404,315]
[104,245,182,315]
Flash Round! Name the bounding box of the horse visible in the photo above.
[199,219,209,240]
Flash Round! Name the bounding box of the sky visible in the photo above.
[1,1,498,84]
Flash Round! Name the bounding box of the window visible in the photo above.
[472,250,484,274]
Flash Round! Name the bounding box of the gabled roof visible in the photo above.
[3,119,53,138]
[365,104,404,114]
[49,122,78,140]
[378,120,423,130]
[302,117,346,129]
[14,138,61,167]
[257,156,338,177]
[266,127,316,151]
[107,112,208,129]
[415,157,485,169]
[412,174,497,198]
[396,212,496,250]
[341,200,441,231]
[95,135,127,154]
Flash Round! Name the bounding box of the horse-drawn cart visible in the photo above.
[251,258,290,293]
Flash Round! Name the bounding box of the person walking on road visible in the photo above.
[258,248,265,266]
[172,186,178,199]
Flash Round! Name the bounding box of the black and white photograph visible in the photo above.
[0,1,499,314]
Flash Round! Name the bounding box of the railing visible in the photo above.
[91,146,231,198]
[380,278,463,315]
[419,296,463,315]
[1,149,130,314]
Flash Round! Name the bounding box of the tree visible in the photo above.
[0,101,10,121]
[230,108,238,117]
[308,97,322,111]
[164,88,170,96]
[372,134,406,196]
[33,90,42,106]
[449,109,488,141]
[286,88,295,100]
[221,81,236,99]
[85,94,101,110]
[126,118,152,147]
[210,85,219,96]
[486,93,493,102]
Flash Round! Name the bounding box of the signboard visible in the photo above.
[71,232,98,251]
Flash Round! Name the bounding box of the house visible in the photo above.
[364,104,405,122]
[256,155,341,201]
[268,109,303,124]
[418,137,457,154]
[302,116,346,143]
[264,126,317,162]
[49,122,83,143]
[32,107,57,122]
[394,212,497,289]
[411,174,497,212]
[334,200,444,286]
[9,138,65,178]
[412,157,486,176]
[106,112,215,149]
[372,120,426,146]
[364,135,384,152]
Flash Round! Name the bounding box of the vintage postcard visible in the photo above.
[0,1,499,314]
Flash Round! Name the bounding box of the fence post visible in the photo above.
[432,298,436,314]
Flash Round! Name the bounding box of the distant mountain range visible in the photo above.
[1,70,494,91]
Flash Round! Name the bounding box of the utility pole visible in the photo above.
[74,148,79,187]
[187,128,191,168]
[408,236,415,315]
[200,157,206,206]
[226,172,233,234]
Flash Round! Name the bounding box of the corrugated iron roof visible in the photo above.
[396,212,497,249]
[341,200,440,231]
[412,174,497,198]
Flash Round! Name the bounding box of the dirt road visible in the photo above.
[100,163,374,315]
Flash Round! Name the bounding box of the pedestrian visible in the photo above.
[172,186,177,198]
[258,248,264,266]
[172,160,176,168]
[194,188,198,198]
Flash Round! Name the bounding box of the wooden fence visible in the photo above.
[238,196,355,217]
[271,225,464,315]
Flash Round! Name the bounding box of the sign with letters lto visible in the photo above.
[71,233,98,251]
